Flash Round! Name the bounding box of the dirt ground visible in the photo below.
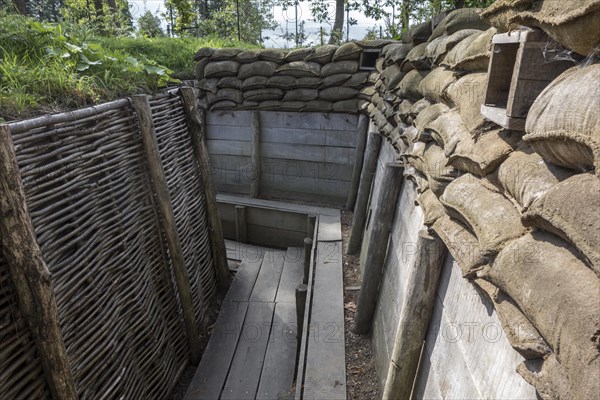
[341,210,381,399]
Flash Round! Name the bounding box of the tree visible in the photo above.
[138,10,164,37]
[13,0,28,14]
[329,0,344,44]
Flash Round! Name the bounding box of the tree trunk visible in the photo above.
[329,0,345,44]
[106,0,121,28]
[455,0,465,8]
[13,0,28,14]
[401,0,411,32]
[94,0,104,18]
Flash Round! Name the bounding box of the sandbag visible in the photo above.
[206,88,242,105]
[382,43,412,65]
[295,77,322,88]
[266,75,296,89]
[218,76,243,89]
[243,88,283,102]
[235,49,261,63]
[234,101,259,110]
[282,88,318,102]
[401,43,430,72]
[257,100,304,111]
[241,76,267,90]
[474,279,552,359]
[203,61,240,78]
[259,48,286,63]
[194,47,213,61]
[517,355,575,400]
[196,78,219,93]
[318,87,359,102]
[426,29,482,65]
[195,58,209,80]
[332,99,359,113]
[429,8,490,41]
[409,98,432,118]
[210,99,238,110]
[210,48,242,61]
[479,0,533,32]
[398,100,414,123]
[524,64,600,174]
[275,61,321,78]
[238,61,279,79]
[332,42,362,61]
[423,143,460,196]
[445,72,494,135]
[321,73,351,88]
[321,61,359,77]
[417,189,446,226]
[442,31,481,68]
[425,110,467,154]
[285,48,314,62]
[480,231,600,400]
[414,103,450,133]
[441,173,527,255]
[523,173,600,275]
[344,72,370,88]
[380,64,405,91]
[396,69,428,102]
[305,44,338,64]
[448,128,520,176]
[402,21,433,45]
[446,27,496,72]
[356,39,395,48]
[433,216,487,278]
[304,100,333,112]
[359,86,376,101]
[492,145,574,211]
[418,67,457,103]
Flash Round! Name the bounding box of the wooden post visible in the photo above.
[346,113,369,211]
[347,129,382,255]
[295,284,307,340]
[382,230,447,400]
[180,87,230,290]
[0,125,78,400]
[303,237,313,285]
[307,214,316,238]
[234,205,247,243]
[352,162,403,334]
[250,111,261,198]
[132,95,202,364]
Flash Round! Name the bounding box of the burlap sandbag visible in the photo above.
[474,279,552,359]
[418,67,457,103]
[401,43,431,72]
[414,103,450,133]
[204,60,240,78]
[380,64,406,91]
[517,354,575,400]
[304,100,333,112]
[238,61,279,79]
[442,31,481,68]
[433,216,487,278]
[234,101,259,110]
[285,48,314,62]
[218,76,243,90]
[206,88,242,105]
[295,77,322,88]
[332,99,359,113]
[423,143,460,196]
[448,128,520,176]
[344,72,369,88]
[241,76,267,91]
[491,145,574,211]
[445,72,494,135]
[194,47,213,61]
[235,49,261,63]
[429,8,490,41]
[359,86,375,101]
[409,98,432,118]
[398,99,414,124]
[382,43,412,65]
[425,110,466,154]
[195,58,209,80]
[320,73,351,88]
[356,39,395,49]
[257,100,305,111]
[305,44,338,64]
[259,48,286,64]
[210,99,238,110]
[196,78,219,93]
[243,88,283,102]
[396,69,429,102]
[426,29,482,65]
[282,88,318,102]
[402,21,433,45]
[441,173,527,255]
[523,173,600,275]
[446,27,496,71]
[480,231,600,400]
[479,0,533,32]
[266,75,296,89]
[524,64,600,174]
[210,48,242,61]
[417,189,446,226]
[275,61,321,78]
[321,60,359,77]
[332,42,362,61]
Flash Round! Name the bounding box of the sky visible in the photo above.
[127,0,386,48]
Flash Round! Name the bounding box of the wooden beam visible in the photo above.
[303,237,314,285]
[382,230,447,400]
[347,130,382,255]
[0,125,78,400]
[132,95,202,364]
[346,113,369,211]
[234,205,247,243]
[307,214,317,238]
[352,162,404,334]
[250,111,262,198]
[180,87,230,290]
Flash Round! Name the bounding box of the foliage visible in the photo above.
[138,10,164,37]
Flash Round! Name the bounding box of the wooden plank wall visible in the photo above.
[206,111,358,206]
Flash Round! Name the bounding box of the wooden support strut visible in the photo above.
[179,87,230,290]
[382,230,447,400]
[0,125,79,400]
[352,162,404,334]
[132,95,202,364]
[303,237,313,285]
[234,205,247,244]
[347,130,382,255]
[346,113,370,211]
[250,111,261,198]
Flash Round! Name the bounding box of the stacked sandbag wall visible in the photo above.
[364,6,599,400]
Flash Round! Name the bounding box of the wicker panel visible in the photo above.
[0,248,50,400]
[150,92,217,328]
[10,101,188,399]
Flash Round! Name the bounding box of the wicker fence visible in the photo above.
[0,88,228,400]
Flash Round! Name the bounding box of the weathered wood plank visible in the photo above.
[206,124,253,141]
[219,204,308,236]
[217,193,339,216]
[184,301,249,400]
[250,250,286,302]
[303,241,346,400]
[259,186,346,207]
[207,139,252,157]
[260,127,357,148]
[318,213,342,242]
[261,142,355,165]
[261,158,354,182]
[206,110,252,127]
[235,205,247,243]
[256,302,298,400]
[256,111,358,132]
[221,302,275,400]
[226,256,264,302]
[346,113,370,211]
[250,111,261,198]
[209,154,253,172]
[261,173,350,199]
[276,247,305,304]
[246,225,308,249]
[224,239,270,263]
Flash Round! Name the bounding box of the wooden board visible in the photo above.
[220,205,312,233]
[249,250,286,302]
[303,241,346,400]
[480,105,526,131]
[206,124,253,141]
[225,239,271,263]
[317,213,342,242]
[260,127,357,148]
[207,139,252,157]
[206,110,252,127]
[260,111,358,132]
[260,158,354,182]
[260,173,350,199]
[209,154,253,172]
[184,301,249,400]
[221,302,275,400]
[276,247,305,303]
[261,143,355,165]
[226,256,264,303]
[256,302,298,400]
[217,193,339,216]
[484,43,519,108]
[259,187,347,208]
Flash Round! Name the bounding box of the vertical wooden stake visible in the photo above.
[294,283,308,380]
[0,125,78,400]
[250,111,261,198]
[180,87,230,290]
[346,113,369,211]
[303,237,313,285]
[353,162,403,334]
[132,95,202,364]
[347,129,382,255]
[234,205,247,244]
[307,214,317,238]
[382,230,447,400]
